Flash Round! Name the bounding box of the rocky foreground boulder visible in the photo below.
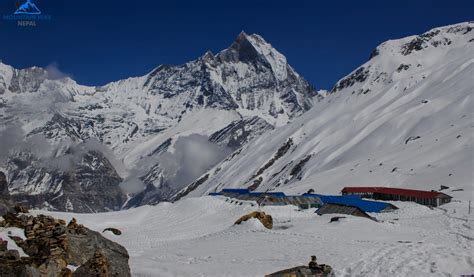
[266,256,334,277]
[0,206,130,276]
[265,265,335,277]
[234,211,273,229]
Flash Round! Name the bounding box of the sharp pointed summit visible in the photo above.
[218,32,291,81]
[237,30,249,39]
[218,32,261,63]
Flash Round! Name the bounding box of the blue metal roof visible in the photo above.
[263,192,286,198]
[221,188,250,194]
[208,192,222,196]
[213,190,391,213]
[301,193,321,198]
[306,194,393,213]
[242,192,287,198]
[220,189,286,198]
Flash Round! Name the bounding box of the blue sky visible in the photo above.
[0,0,472,89]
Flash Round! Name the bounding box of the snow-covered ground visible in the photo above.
[35,192,474,276]
[0,226,28,257]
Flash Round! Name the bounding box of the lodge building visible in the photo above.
[341,187,452,207]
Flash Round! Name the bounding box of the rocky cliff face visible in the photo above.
[209,116,275,149]
[6,150,125,213]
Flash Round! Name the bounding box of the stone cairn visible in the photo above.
[1,206,90,275]
[1,205,126,276]
[67,218,87,235]
[24,215,68,260]
[0,205,72,275]
[73,249,111,276]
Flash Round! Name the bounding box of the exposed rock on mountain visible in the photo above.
[209,116,274,149]
[0,172,13,216]
[139,31,316,124]
[0,172,8,196]
[6,150,126,213]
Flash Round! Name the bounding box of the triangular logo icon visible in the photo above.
[14,0,41,15]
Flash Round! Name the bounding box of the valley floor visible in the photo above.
[39,193,473,277]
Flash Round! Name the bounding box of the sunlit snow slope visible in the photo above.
[180,22,474,200]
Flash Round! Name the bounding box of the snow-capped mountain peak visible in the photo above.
[218,31,289,81]
[331,22,473,93]
[133,32,316,126]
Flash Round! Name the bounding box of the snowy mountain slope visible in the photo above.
[178,22,474,200]
[124,115,275,208]
[0,32,316,211]
[38,194,474,276]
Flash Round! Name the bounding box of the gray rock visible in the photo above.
[6,150,126,213]
[66,225,130,276]
[0,171,14,216]
[1,213,131,276]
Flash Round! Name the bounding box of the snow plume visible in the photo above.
[160,134,232,188]
[119,153,162,194]
[119,167,150,194]
[45,62,72,80]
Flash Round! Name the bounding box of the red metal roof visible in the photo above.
[341,187,451,199]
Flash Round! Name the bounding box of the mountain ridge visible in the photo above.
[174,21,474,200]
[0,31,318,212]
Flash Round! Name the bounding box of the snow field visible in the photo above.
[36,194,474,276]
